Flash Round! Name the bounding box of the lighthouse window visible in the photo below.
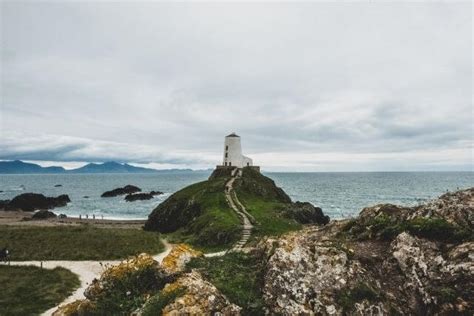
[226,145,228,150]
[225,153,228,158]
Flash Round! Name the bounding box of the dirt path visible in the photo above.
[224,168,253,251]
[5,240,173,316]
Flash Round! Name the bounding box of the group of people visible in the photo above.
[78,214,104,220]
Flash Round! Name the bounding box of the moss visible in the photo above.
[347,215,473,243]
[186,252,265,315]
[337,282,379,312]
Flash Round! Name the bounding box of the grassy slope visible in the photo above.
[235,168,301,238]
[0,225,164,260]
[0,265,80,315]
[147,176,241,251]
[236,192,301,238]
[146,167,301,251]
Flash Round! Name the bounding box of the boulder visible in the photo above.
[150,190,164,196]
[2,193,70,212]
[54,184,62,187]
[101,185,141,197]
[32,210,57,220]
[284,201,329,225]
[158,271,242,315]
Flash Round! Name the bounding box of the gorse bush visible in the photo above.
[89,255,171,315]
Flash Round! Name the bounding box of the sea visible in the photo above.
[0,172,472,220]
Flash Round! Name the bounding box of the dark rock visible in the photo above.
[284,201,330,225]
[101,185,141,197]
[83,196,90,199]
[0,200,10,210]
[32,210,57,220]
[145,198,202,233]
[54,184,62,187]
[58,213,67,218]
[150,191,164,196]
[125,193,154,202]
[3,193,71,212]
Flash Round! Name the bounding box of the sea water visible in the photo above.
[0,172,472,220]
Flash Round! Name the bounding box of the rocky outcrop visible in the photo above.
[145,198,202,233]
[0,193,70,212]
[32,210,57,220]
[258,188,474,315]
[101,185,141,197]
[284,201,330,225]
[159,271,242,315]
[124,191,163,202]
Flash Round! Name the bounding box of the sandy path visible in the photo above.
[5,240,172,316]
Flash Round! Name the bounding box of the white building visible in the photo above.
[222,133,254,168]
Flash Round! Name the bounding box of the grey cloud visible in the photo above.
[0,1,472,170]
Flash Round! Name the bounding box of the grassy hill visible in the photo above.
[145,167,319,250]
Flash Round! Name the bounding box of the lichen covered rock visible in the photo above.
[160,271,241,315]
[161,244,203,274]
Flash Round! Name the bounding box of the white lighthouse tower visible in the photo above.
[222,133,255,169]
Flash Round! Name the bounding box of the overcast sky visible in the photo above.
[1,1,472,171]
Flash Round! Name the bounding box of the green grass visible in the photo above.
[146,176,241,251]
[0,265,80,315]
[236,192,301,238]
[141,287,186,316]
[0,225,164,260]
[186,252,265,315]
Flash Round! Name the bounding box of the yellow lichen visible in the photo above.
[161,244,202,273]
[101,253,157,280]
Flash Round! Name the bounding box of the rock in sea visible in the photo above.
[101,185,141,197]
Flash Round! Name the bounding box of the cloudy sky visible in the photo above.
[1,1,472,171]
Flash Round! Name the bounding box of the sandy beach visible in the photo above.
[0,211,145,229]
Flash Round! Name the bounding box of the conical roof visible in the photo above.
[226,132,240,137]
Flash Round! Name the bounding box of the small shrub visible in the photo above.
[141,287,186,316]
[436,287,457,304]
[337,282,379,312]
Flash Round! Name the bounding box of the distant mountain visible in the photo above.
[0,160,202,174]
[68,161,159,174]
[0,160,66,174]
